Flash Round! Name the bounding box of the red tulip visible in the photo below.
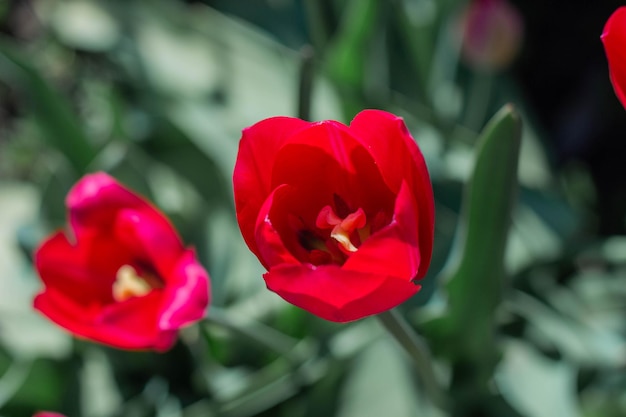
[34,173,210,351]
[233,110,435,322]
[602,7,626,109]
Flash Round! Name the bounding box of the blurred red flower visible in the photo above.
[602,7,626,109]
[233,110,434,322]
[458,0,523,71]
[34,172,210,351]
[33,413,66,417]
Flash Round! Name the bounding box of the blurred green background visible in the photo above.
[0,0,625,416]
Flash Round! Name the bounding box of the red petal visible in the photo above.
[98,291,176,351]
[271,122,395,221]
[343,181,422,279]
[67,172,142,232]
[35,231,132,305]
[234,117,311,258]
[264,264,420,322]
[67,172,180,245]
[34,289,176,351]
[602,7,626,109]
[113,208,184,279]
[349,110,434,277]
[157,250,210,330]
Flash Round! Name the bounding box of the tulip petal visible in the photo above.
[67,172,180,245]
[343,181,421,280]
[349,110,434,278]
[271,122,395,220]
[158,250,210,330]
[264,264,420,322]
[113,208,184,279]
[35,231,132,305]
[602,7,626,109]
[234,117,311,257]
[98,291,176,351]
[67,172,143,231]
[254,184,302,269]
[35,289,175,351]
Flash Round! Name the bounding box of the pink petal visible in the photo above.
[113,208,184,279]
[67,172,142,232]
[158,250,210,330]
[67,172,180,245]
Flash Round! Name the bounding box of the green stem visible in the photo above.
[377,309,448,410]
[463,71,493,132]
[304,0,331,53]
[204,307,303,364]
[297,45,316,121]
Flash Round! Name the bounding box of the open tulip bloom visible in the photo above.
[34,173,210,351]
[603,6,626,109]
[233,110,435,322]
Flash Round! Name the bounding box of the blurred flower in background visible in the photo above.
[33,172,210,351]
[457,0,524,72]
[233,110,434,322]
[33,412,66,417]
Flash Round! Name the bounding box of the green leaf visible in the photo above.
[0,361,31,409]
[337,338,444,417]
[0,40,96,174]
[142,115,230,208]
[428,105,522,364]
[495,340,582,417]
[6,357,73,413]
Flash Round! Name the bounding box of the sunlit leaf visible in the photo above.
[496,340,582,417]
[337,337,444,417]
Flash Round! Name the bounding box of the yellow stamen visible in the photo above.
[112,265,152,302]
[316,205,367,253]
[331,228,359,252]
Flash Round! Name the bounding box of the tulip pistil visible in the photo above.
[113,264,158,302]
[316,205,367,253]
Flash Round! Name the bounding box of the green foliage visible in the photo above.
[0,41,96,175]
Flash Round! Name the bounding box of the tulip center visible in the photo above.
[316,205,367,254]
[112,264,161,302]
